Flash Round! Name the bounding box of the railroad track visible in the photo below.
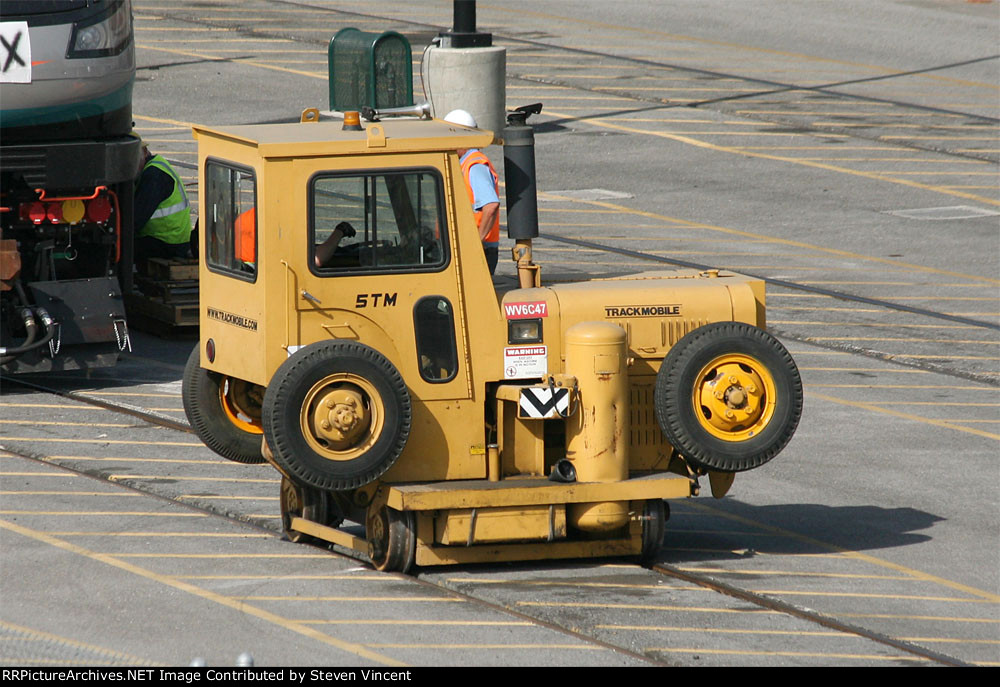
[0,372,983,666]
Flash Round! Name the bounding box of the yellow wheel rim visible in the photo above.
[692,353,777,442]
[300,373,384,462]
[220,377,264,435]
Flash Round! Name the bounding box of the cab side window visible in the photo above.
[205,161,257,280]
[310,170,446,274]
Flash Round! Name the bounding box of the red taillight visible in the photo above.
[46,202,63,224]
[23,201,46,224]
[86,196,112,223]
[206,338,216,363]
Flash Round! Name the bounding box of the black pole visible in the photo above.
[442,0,491,48]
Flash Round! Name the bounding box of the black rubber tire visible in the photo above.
[654,322,802,473]
[182,346,266,464]
[366,504,416,574]
[262,340,411,491]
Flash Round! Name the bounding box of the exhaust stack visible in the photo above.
[502,103,542,288]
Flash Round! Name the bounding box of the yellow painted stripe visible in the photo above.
[808,391,1000,441]
[298,620,532,626]
[543,109,1000,208]
[770,321,982,328]
[0,491,143,496]
[898,637,1000,645]
[516,601,778,614]
[0,437,201,446]
[798,367,928,373]
[47,456,244,465]
[48,532,271,538]
[599,625,847,637]
[0,419,136,428]
[672,566,923,581]
[684,501,1000,603]
[0,403,96,410]
[178,495,279,501]
[0,510,205,517]
[892,355,999,361]
[107,475,278,483]
[0,518,405,666]
[847,401,1000,406]
[445,578,701,591]
[749,590,992,603]
[807,384,994,390]
[805,339,998,346]
[143,45,323,80]
[110,553,330,559]
[233,596,462,602]
[0,473,77,477]
[648,647,927,661]
[174,575,388,581]
[77,391,180,398]
[837,613,1000,623]
[364,643,603,650]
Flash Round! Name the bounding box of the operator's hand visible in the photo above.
[335,221,356,238]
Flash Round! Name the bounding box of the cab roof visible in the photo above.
[192,116,495,159]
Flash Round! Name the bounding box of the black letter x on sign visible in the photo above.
[2,31,25,72]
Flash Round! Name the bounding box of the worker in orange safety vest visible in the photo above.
[444,109,500,276]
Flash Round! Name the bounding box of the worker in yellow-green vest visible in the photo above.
[133,135,193,264]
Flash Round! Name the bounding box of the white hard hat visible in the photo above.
[443,109,478,128]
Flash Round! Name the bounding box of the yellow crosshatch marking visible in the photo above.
[807,391,1000,441]
[0,621,156,666]
[683,501,1000,603]
[0,518,406,666]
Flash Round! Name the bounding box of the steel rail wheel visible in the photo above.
[182,346,266,464]
[279,476,330,543]
[655,322,802,473]
[262,341,411,491]
[640,499,668,564]
[366,503,416,573]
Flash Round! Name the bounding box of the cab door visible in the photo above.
[294,157,471,404]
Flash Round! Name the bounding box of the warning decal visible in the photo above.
[504,345,547,380]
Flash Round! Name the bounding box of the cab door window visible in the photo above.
[310,170,446,274]
[414,297,458,382]
[205,160,257,280]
